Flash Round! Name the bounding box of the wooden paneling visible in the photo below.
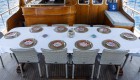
[89,5,98,24]
[7,0,135,30]
[96,0,108,24]
[6,8,25,31]
[22,5,76,26]
[22,8,36,15]
[21,0,77,26]
[36,7,71,15]
[75,0,108,25]
[24,14,75,26]
[22,0,134,26]
[6,0,27,31]
[74,0,134,27]
[75,5,90,24]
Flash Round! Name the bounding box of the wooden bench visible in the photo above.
[104,10,134,31]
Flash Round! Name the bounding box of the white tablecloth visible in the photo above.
[0,27,140,55]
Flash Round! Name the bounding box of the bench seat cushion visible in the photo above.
[105,10,134,27]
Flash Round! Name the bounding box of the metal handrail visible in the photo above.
[0,5,19,15]
[123,0,140,18]
[0,5,19,25]
[123,4,140,14]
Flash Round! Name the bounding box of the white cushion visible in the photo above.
[105,10,134,27]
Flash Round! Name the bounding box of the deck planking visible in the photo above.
[0,53,140,80]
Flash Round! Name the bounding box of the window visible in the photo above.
[78,0,89,5]
[92,0,103,4]
[106,0,117,4]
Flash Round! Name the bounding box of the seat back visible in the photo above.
[30,24,48,27]
[93,25,110,27]
[100,49,129,65]
[10,48,39,63]
[0,32,3,39]
[41,48,67,64]
[0,32,4,54]
[73,24,90,27]
[52,24,69,27]
[72,49,99,64]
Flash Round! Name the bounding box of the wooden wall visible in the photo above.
[22,5,76,26]
[6,0,25,31]
[75,0,109,25]
[75,0,125,25]
[6,0,135,31]
[22,0,134,26]
[22,0,112,26]
[6,9,25,31]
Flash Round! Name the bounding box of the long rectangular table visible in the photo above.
[0,27,140,55]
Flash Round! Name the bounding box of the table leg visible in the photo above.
[67,53,72,64]
[122,54,129,69]
[115,66,123,76]
[16,63,25,73]
[0,56,4,68]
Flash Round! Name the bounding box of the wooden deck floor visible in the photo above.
[0,53,140,80]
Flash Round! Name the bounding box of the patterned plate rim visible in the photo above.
[120,32,137,41]
[48,40,66,50]
[102,39,120,49]
[4,31,20,39]
[97,27,111,34]
[54,26,68,33]
[30,26,43,33]
[74,26,88,33]
[19,38,37,48]
[75,40,93,50]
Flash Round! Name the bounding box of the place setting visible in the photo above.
[42,34,48,38]
[102,39,120,49]
[48,40,66,50]
[74,26,88,33]
[30,25,43,33]
[120,32,137,41]
[4,31,20,39]
[91,34,96,38]
[19,38,37,48]
[54,26,68,33]
[75,40,93,50]
[97,27,111,34]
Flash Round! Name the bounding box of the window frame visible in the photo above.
[92,0,104,5]
[78,0,90,5]
[105,0,118,5]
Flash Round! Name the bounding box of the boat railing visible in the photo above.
[123,0,140,18]
[0,5,19,26]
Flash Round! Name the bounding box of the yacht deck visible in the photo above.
[0,53,140,80]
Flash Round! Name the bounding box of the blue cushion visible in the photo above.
[108,3,117,11]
